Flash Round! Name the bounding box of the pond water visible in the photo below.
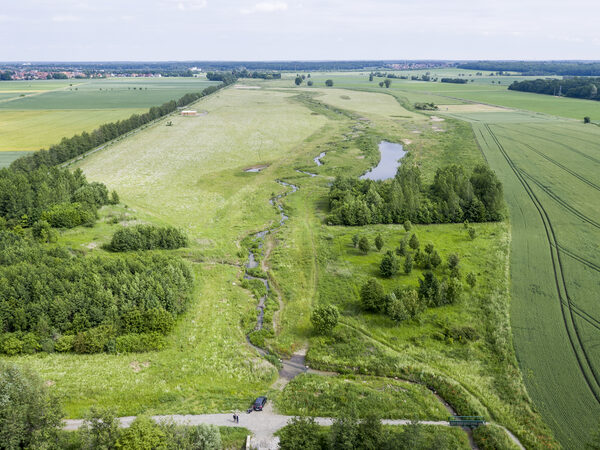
[360,141,406,181]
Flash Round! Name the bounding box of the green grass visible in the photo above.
[277,373,448,420]
[219,426,250,449]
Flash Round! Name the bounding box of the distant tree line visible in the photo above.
[441,78,467,84]
[108,224,189,251]
[10,81,233,172]
[327,164,504,226]
[458,61,600,76]
[0,232,193,355]
[232,69,282,79]
[508,77,600,101]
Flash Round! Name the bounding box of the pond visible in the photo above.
[360,141,406,181]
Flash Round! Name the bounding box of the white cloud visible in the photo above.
[51,15,81,22]
[241,1,288,14]
[164,0,207,11]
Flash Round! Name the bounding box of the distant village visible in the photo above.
[0,64,203,81]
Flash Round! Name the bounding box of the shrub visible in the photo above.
[473,424,520,450]
[1,334,23,355]
[41,202,97,228]
[466,272,477,288]
[409,233,419,250]
[278,417,324,450]
[80,407,120,450]
[351,234,359,248]
[115,416,167,450]
[360,278,385,312]
[403,254,413,274]
[358,236,370,254]
[380,251,399,278]
[403,220,412,231]
[311,305,340,335]
[114,333,166,353]
[325,79,334,87]
[374,234,384,251]
[0,361,63,449]
[387,294,409,322]
[108,225,188,251]
[55,335,75,352]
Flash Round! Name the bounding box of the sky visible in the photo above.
[1,0,599,61]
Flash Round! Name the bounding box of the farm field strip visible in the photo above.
[472,120,600,446]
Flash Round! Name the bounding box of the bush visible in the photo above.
[360,278,385,312]
[473,424,520,450]
[278,417,325,450]
[115,416,168,450]
[311,305,340,335]
[41,202,97,228]
[358,236,370,254]
[325,79,334,87]
[108,225,188,251]
[0,361,63,449]
[55,335,75,352]
[114,333,167,353]
[380,251,399,278]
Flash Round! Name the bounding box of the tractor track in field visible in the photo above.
[518,169,600,229]
[493,132,600,193]
[554,244,600,273]
[496,124,600,165]
[484,123,600,404]
[523,123,600,151]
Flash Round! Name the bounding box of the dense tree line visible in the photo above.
[508,77,600,101]
[10,82,231,172]
[279,415,461,449]
[204,72,239,84]
[440,78,467,84]
[328,164,504,226]
[231,69,281,79]
[0,166,115,227]
[108,225,189,251]
[0,232,193,355]
[458,61,600,76]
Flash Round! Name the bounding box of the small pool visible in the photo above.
[360,141,406,181]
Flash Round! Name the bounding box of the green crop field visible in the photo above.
[0,78,219,153]
[417,95,599,445]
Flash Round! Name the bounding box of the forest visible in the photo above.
[0,232,193,355]
[0,166,115,227]
[327,164,504,226]
[458,61,600,76]
[508,77,600,101]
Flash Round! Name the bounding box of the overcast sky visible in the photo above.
[1,0,599,61]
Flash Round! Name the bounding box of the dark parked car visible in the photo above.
[253,396,267,411]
